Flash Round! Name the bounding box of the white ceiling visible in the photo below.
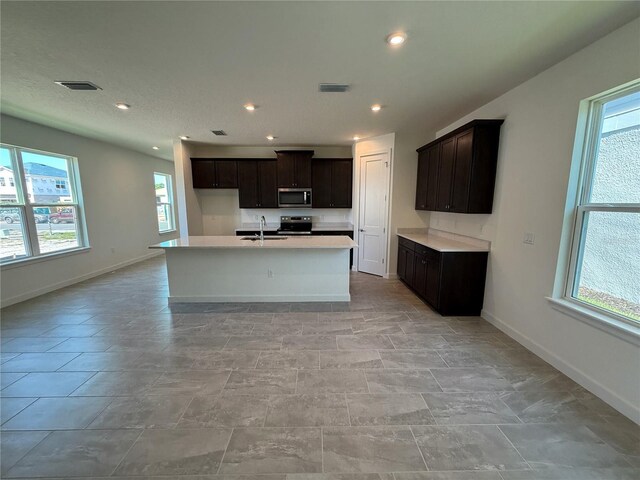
[1,1,638,160]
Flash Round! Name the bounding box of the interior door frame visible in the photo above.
[354,148,393,276]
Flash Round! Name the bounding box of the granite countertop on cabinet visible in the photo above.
[397,228,490,253]
[151,235,357,250]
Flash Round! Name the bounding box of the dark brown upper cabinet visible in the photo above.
[237,160,278,208]
[191,159,238,189]
[275,150,313,188]
[415,119,503,214]
[312,158,353,208]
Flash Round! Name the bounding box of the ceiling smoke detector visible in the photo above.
[319,83,350,93]
[211,130,228,136]
[54,81,102,91]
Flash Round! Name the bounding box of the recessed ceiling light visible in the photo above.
[152,146,159,150]
[244,104,256,111]
[371,104,382,112]
[115,102,130,110]
[353,136,360,141]
[266,135,276,141]
[386,32,407,46]
[179,135,190,140]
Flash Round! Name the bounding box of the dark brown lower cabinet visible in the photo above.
[397,236,488,316]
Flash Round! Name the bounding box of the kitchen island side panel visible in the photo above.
[164,248,350,302]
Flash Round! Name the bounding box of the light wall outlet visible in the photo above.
[523,232,535,245]
[267,269,274,278]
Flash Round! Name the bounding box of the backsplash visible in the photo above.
[198,189,352,234]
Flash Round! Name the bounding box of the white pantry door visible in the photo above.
[357,151,390,276]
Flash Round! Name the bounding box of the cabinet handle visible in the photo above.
[359,229,365,232]
[422,259,426,265]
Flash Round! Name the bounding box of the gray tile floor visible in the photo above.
[0,255,638,479]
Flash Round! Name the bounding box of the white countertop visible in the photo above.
[397,230,490,253]
[151,235,357,250]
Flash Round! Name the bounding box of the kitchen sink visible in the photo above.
[241,236,288,241]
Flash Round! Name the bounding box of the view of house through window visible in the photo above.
[154,172,175,233]
[568,86,640,322]
[0,144,87,263]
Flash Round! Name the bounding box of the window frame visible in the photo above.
[0,143,89,266]
[154,172,175,234]
[561,82,640,329]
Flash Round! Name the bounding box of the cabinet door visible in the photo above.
[258,160,278,208]
[215,160,238,188]
[415,151,429,210]
[276,153,296,187]
[425,145,440,211]
[450,130,473,212]
[312,160,332,208]
[436,138,455,211]
[397,245,408,281]
[413,254,428,297]
[191,160,215,188]
[425,257,440,307]
[237,161,259,208]
[295,154,312,187]
[331,159,353,208]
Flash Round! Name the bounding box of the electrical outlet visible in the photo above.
[110,248,116,254]
[267,269,274,278]
[523,232,535,245]
[254,215,259,221]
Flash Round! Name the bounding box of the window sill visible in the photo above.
[159,229,177,235]
[546,297,640,346]
[0,246,91,270]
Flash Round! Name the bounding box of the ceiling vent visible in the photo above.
[211,130,227,136]
[319,83,350,93]
[54,81,102,91]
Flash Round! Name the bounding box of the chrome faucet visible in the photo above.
[259,216,266,243]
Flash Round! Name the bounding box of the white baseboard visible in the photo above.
[169,293,351,303]
[481,308,640,424]
[1,251,164,308]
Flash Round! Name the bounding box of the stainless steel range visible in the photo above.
[277,216,312,235]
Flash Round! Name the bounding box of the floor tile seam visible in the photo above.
[417,392,437,424]
[432,350,451,369]
[171,393,198,429]
[53,369,99,397]
[495,424,534,470]
[582,424,639,466]
[80,395,119,430]
[108,427,145,476]
[48,352,84,373]
[0,397,38,426]
[321,425,324,473]
[409,424,431,472]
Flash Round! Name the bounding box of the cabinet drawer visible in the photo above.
[415,244,439,262]
[398,237,415,251]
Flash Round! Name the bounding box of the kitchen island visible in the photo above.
[150,235,357,303]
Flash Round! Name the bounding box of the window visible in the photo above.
[154,172,175,233]
[564,83,640,324]
[0,144,88,264]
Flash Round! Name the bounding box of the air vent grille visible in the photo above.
[54,81,102,91]
[319,83,350,93]
[211,130,227,136]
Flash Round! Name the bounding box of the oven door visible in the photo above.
[278,189,312,208]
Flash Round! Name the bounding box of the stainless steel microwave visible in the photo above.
[278,188,312,208]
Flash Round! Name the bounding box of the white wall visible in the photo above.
[423,19,640,421]
[185,144,353,235]
[0,115,179,306]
